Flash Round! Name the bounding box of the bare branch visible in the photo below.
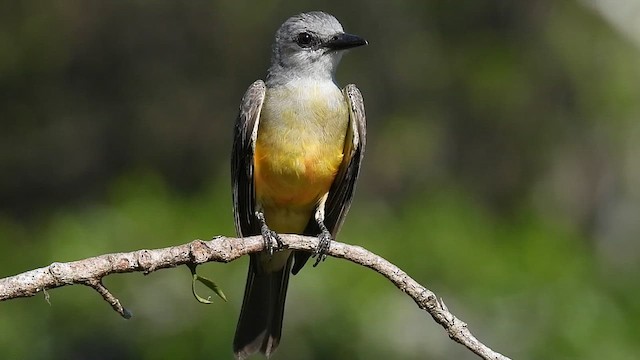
[0,235,511,360]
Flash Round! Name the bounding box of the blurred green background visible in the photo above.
[1,1,639,359]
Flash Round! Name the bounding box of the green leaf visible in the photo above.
[188,264,227,304]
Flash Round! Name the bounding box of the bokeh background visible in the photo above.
[1,1,639,359]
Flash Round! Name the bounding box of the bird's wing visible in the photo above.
[324,84,367,236]
[232,80,266,237]
[293,84,366,274]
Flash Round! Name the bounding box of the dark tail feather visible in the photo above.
[233,255,292,359]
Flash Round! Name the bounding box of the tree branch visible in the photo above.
[0,235,511,360]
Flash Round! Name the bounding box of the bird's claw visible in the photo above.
[261,227,284,255]
[256,210,285,255]
[312,228,332,267]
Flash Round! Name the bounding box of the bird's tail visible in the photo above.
[233,255,293,359]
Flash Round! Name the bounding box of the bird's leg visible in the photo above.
[312,194,333,266]
[255,209,283,255]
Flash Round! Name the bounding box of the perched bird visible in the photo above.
[231,11,367,358]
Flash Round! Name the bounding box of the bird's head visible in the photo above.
[267,11,367,85]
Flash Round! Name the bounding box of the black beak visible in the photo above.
[324,33,368,50]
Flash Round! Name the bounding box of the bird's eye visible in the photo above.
[296,32,315,48]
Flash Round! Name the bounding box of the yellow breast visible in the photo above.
[254,81,348,232]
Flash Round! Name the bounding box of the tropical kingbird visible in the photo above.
[231,11,367,358]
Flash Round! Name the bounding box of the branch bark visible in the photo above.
[0,235,511,360]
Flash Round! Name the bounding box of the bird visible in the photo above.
[231,11,367,359]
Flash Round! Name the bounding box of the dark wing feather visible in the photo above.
[324,84,367,236]
[292,84,367,274]
[231,80,266,237]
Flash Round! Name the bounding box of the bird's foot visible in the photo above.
[261,227,284,256]
[255,211,284,255]
[312,223,333,267]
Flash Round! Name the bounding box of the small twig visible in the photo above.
[0,235,511,360]
[82,279,132,319]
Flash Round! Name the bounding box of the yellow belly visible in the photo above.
[254,82,348,233]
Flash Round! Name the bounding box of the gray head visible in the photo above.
[266,11,367,85]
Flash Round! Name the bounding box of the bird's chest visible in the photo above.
[254,83,349,208]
